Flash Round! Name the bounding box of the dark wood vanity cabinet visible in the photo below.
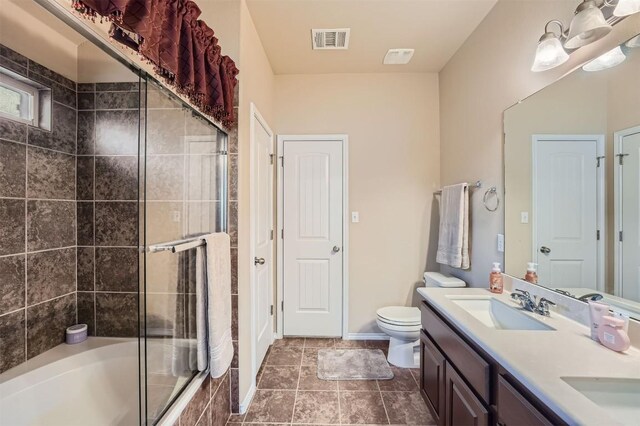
[419,330,446,423]
[445,361,489,426]
[420,300,565,426]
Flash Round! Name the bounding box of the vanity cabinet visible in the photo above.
[420,300,565,426]
[445,361,489,426]
[419,330,446,423]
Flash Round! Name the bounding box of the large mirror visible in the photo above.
[504,33,640,319]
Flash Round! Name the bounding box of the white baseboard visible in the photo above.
[239,381,256,414]
[344,332,389,340]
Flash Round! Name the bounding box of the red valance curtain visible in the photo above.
[72,0,239,127]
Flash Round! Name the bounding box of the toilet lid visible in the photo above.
[376,306,420,325]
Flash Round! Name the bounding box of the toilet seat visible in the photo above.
[376,306,420,326]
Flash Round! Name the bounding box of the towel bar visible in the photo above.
[433,180,482,195]
[149,236,206,253]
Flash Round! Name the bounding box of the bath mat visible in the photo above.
[317,349,394,380]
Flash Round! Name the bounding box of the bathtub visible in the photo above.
[0,338,140,426]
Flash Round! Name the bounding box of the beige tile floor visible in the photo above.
[227,338,436,425]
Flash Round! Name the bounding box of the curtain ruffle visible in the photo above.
[73,0,238,128]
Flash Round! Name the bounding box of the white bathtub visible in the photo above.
[0,338,140,426]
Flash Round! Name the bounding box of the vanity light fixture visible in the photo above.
[531,0,638,72]
[613,0,640,16]
[582,45,627,71]
[626,34,640,47]
[565,0,612,49]
[531,20,570,72]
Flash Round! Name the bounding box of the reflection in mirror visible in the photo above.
[504,33,640,319]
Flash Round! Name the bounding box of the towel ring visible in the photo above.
[483,187,499,212]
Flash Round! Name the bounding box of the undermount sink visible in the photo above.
[446,296,555,331]
[562,377,640,425]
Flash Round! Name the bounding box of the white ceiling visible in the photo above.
[246,0,498,74]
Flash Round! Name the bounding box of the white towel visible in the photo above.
[436,183,470,269]
[195,245,208,371]
[203,233,234,378]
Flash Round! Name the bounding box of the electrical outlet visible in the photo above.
[497,233,505,252]
[172,211,181,222]
[521,212,529,224]
[351,212,359,223]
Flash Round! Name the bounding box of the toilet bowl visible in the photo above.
[376,306,421,368]
[377,272,466,368]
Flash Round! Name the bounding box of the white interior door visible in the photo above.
[619,127,640,302]
[283,139,343,336]
[534,135,603,290]
[251,106,273,372]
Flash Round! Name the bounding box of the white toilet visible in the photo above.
[376,272,466,368]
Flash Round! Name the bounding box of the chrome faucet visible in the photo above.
[510,289,556,316]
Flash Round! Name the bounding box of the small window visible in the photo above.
[0,73,39,126]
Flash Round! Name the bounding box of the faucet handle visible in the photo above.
[537,297,556,316]
[512,288,530,298]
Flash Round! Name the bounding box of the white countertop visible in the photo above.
[417,287,640,426]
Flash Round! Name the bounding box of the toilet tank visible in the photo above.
[423,272,466,288]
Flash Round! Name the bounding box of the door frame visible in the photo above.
[249,103,275,380]
[531,134,605,291]
[614,125,640,297]
[276,134,350,339]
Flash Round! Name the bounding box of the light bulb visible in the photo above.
[583,46,626,72]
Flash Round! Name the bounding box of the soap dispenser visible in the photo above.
[489,262,503,294]
[524,262,538,284]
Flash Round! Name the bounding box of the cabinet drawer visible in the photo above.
[421,301,491,403]
[497,376,553,426]
[420,330,445,424]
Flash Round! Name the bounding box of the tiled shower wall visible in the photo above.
[75,81,141,337]
[0,45,240,422]
[0,45,78,373]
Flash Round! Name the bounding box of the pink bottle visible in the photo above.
[598,315,631,352]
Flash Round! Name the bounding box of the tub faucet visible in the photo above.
[511,289,556,316]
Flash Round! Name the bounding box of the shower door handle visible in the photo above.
[254,257,265,266]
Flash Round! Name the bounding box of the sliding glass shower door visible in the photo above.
[140,79,228,423]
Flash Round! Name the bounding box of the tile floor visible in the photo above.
[227,338,436,426]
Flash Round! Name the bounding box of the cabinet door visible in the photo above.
[420,331,445,424]
[444,362,489,426]
[497,376,554,426]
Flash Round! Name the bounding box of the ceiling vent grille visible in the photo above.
[311,28,350,50]
[383,48,415,65]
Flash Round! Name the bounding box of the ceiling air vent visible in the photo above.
[383,49,415,65]
[311,28,350,50]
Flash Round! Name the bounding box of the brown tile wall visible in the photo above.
[74,81,141,337]
[0,45,78,373]
[0,43,239,424]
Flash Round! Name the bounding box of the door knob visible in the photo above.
[332,246,341,253]
[254,257,265,265]
[540,246,551,254]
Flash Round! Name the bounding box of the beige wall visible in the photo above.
[0,0,81,80]
[237,0,275,407]
[274,72,440,333]
[439,0,640,287]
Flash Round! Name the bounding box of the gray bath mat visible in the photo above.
[317,349,394,380]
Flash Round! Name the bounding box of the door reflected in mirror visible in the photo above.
[504,33,640,319]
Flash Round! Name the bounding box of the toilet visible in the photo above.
[376,272,466,368]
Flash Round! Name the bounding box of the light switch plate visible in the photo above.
[520,212,529,224]
[351,212,359,223]
[497,233,505,252]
